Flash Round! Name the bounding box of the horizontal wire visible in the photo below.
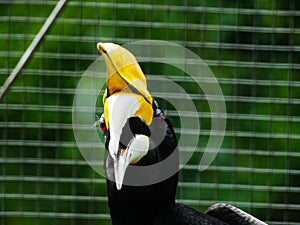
[1,69,300,90]
[1,51,299,69]
[1,139,299,162]
[0,153,298,174]
[1,110,299,138]
[178,129,300,139]
[1,34,300,52]
[1,176,299,198]
[1,175,299,192]
[178,182,300,193]
[0,68,87,78]
[180,147,300,157]
[0,193,108,201]
[0,211,110,219]
[1,91,299,106]
[182,165,300,175]
[1,123,299,141]
[0,158,105,166]
[1,16,299,34]
[0,104,73,112]
[2,146,298,164]
[0,181,299,202]
[177,199,300,211]
[0,68,299,88]
[0,181,298,195]
[1,1,300,16]
[0,139,77,148]
[0,176,106,184]
[1,144,299,164]
[1,110,300,128]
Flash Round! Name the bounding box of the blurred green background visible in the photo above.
[1,0,300,224]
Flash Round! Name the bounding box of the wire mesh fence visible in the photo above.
[0,0,300,224]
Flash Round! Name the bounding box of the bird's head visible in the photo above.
[97,42,154,190]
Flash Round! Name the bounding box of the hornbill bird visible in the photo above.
[96,42,268,225]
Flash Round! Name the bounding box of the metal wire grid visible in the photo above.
[0,0,300,224]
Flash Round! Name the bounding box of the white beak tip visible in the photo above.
[116,182,123,190]
[114,158,126,191]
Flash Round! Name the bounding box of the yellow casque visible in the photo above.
[97,42,154,128]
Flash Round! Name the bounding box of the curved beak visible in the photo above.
[114,134,149,190]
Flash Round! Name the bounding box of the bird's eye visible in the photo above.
[99,118,107,131]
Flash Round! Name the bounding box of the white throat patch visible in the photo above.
[106,93,140,159]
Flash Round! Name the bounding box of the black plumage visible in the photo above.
[102,101,267,225]
[104,102,179,225]
[154,203,228,225]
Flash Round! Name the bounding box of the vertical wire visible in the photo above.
[183,0,187,46]
[113,0,117,42]
[94,2,103,224]
[250,0,258,216]
[54,0,63,223]
[148,0,153,41]
[182,0,188,208]
[36,1,44,224]
[129,0,135,42]
[72,1,80,220]
[54,0,64,222]
[232,0,240,208]
[195,0,200,210]
[19,1,30,223]
[256,1,264,218]
[199,0,205,58]
[90,3,98,224]
[80,0,90,216]
[1,2,11,225]
[165,0,170,42]
[72,1,83,224]
[90,2,97,224]
[268,0,277,221]
[214,0,222,206]
[197,0,205,210]
[94,1,99,54]
[285,0,294,223]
